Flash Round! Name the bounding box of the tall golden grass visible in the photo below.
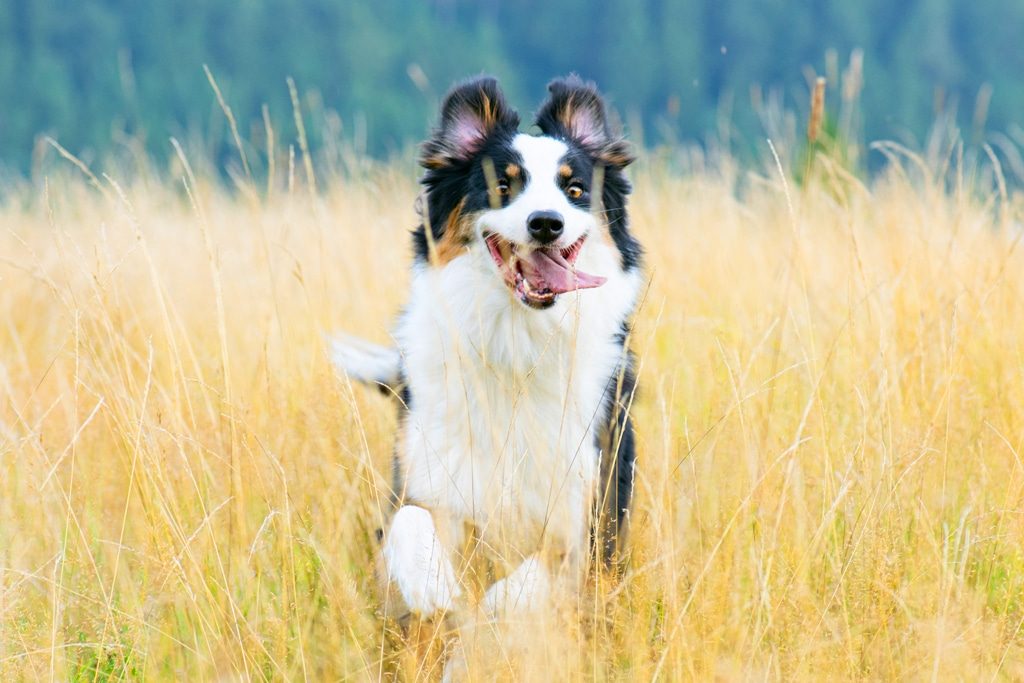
[2,140,1024,680]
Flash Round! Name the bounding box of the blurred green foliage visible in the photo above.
[1,0,1023,174]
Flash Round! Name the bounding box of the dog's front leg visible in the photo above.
[480,554,552,617]
[476,492,592,620]
[381,504,461,617]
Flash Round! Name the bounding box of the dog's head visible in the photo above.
[415,76,639,310]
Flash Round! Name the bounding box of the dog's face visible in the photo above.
[415,77,639,310]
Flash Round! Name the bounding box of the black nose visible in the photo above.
[527,210,564,244]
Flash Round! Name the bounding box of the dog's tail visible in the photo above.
[329,333,403,396]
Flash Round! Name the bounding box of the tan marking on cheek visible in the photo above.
[559,163,573,179]
[431,198,474,266]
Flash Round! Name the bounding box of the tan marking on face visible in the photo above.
[559,163,573,179]
[505,163,520,179]
[432,197,473,266]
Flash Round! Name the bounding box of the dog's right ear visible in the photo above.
[421,76,519,169]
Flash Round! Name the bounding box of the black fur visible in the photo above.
[593,324,638,567]
[390,382,411,507]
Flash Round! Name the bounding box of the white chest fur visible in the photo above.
[395,237,639,555]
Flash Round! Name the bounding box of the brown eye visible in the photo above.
[495,179,510,196]
[566,182,585,200]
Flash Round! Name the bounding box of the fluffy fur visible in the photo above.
[333,75,642,619]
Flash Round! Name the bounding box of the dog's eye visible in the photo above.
[566,182,586,200]
[495,179,510,197]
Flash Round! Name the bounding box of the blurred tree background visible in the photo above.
[1,0,1023,174]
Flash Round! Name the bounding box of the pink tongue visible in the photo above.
[521,248,606,294]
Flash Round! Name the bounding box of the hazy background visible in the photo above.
[2,0,1023,175]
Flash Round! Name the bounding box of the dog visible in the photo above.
[332,75,642,622]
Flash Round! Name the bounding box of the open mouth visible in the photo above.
[484,233,607,309]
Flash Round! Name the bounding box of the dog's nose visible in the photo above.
[527,210,564,244]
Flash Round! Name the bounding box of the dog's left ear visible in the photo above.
[535,76,634,169]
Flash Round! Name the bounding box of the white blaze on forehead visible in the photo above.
[512,133,569,185]
[507,133,579,227]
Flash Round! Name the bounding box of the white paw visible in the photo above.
[382,505,460,616]
[481,554,550,618]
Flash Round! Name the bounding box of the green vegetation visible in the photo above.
[2,0,1024,175]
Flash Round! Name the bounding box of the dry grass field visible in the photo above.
[2,141,1024,680]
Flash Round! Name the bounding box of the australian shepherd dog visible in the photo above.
[333,75,642,626]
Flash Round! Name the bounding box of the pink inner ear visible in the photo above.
[569,109,605,148]
[450,114,486,157]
